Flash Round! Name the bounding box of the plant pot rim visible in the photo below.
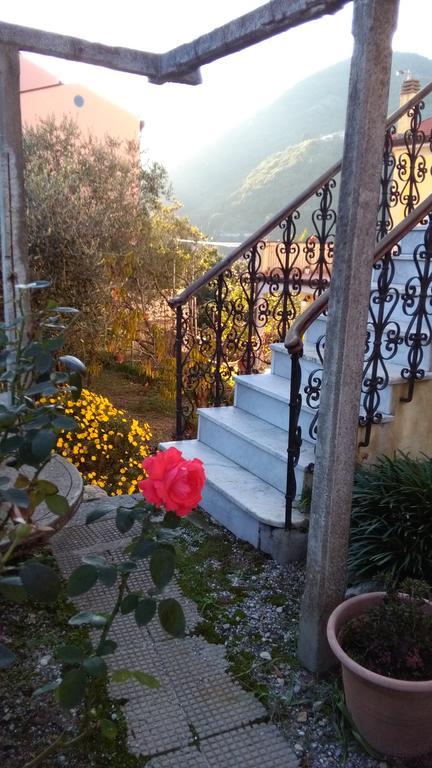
[327,591,432,692]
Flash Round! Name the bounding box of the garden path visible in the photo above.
[51,495,299,767]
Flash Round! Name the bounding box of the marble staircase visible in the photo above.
[161,225,432,563]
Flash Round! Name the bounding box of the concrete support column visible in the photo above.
[297,0,400,673]
[0,45,29,329]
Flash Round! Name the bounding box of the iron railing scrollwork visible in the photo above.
[285,194,432,527]
[400,214,432,401]
[171,175,339,438]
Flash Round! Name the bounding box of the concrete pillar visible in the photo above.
[297,0,400,673]
[0,45,29,329]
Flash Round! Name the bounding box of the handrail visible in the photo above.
[169,78,432,310]
[285,190,432,356]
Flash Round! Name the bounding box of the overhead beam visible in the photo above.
[0,0,350,86]
[156,0,350,84]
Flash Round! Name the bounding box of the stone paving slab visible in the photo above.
[201,723,299,767]
[51,495,299,767]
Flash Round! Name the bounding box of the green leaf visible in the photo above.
[68,564,98,597]
[33,679,60,696]
[98,640,117,656]
[162,511,181,528]
[58,668,87,709]
[158,598,186,638]
[34,350,53,374]
[3,487,30,507]
[0,576,27,603]
[111,668,132,683]
[31,429,56,461]
[0,642,16,668]
[43,336,65,352]
[33,478,58,496]
[111,668,159,688]
[69,611,107,628]
[117,560,137,574]
[55,645,84,664]
[27,381,57,396]
[150,548,175,590]
[86,507,111,524]
[132,670,160,688]
[135,598,156,626]
[8,523,32,544]
[120,593,140,615]
[20,561,60,604]
[82,553,110,569]
[53,415,78,432]
[98,566,117,588]
[68,371,83,399]
[129,540,157,559]
[100,718,117,740]
[83,656,107,679]
[116,507,135,534]
[46,493,69,517]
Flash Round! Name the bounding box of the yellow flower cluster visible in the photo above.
[46,389,151,496]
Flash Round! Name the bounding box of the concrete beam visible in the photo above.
[0,1,350,85]
[297,0,400,673]
[0,45,29,331]
[155,0,350,84]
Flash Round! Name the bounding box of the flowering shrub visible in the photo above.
[139,447,205,517]
[45,389,151,495]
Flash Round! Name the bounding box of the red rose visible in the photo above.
[138,447,205,517]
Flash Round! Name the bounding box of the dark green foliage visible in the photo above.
[340,580,432,681]
[348,454,432,584]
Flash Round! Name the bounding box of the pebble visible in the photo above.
[39,655,51,666]
[259,651,272,661]
[276,606,283,613]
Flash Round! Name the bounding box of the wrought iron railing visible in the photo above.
[170,80,432,439]
[284,192,432,528]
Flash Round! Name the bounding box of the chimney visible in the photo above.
[396,70,421,134]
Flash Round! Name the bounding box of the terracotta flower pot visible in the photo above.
[327,592,432,758]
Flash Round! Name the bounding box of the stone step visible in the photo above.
[159,439,307,560]
[233,371,323,432]
[198,406,315,494]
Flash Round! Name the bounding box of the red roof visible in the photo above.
[20,55,61,92]
[421,116,432,135]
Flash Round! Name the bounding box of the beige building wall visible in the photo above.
[20,56,141,143]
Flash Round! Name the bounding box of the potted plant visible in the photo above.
[327,580,432,758]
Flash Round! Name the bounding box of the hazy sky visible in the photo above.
[2,1,431,170]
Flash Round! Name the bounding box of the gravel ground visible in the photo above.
[177,515,432,768]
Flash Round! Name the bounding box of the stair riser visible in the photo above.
[200,481,261,547]
[234,381,320,434]
[198,413,307,494]
[305,318,432,371]
[271,350,325,381]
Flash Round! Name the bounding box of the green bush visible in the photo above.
[348,454,432,584]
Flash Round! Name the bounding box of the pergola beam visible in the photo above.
[156,0,350,83]
[0,0,350,86]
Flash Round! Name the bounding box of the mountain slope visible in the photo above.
[171,52,432,239]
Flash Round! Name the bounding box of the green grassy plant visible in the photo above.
[348,454,432,584]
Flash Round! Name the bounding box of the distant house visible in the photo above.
[19,55,142,142]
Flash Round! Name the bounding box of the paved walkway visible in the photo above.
[51,496,298,767]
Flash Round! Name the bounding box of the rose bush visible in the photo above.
[27,448,206,767]
[139,447,205,517]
